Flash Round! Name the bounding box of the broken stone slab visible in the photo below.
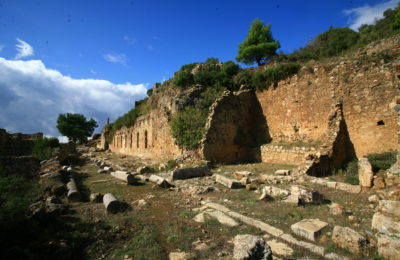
[376,233,400,260]
[282,194,300,205]
[233,234,272,260]
[358,158,374,187]
[371,212,400,236]
[274,169,291,176]
[194,209,239,227]
[260,174,295,184]
[266,239,293,257]
[169,251,193,260]
[66,178,80,202]
[111,171,137,185]
[171,165,208,180]
[290,185,324,204]
[335,182,361,194]
[149,174,171,188]
[215,174,243,189]
[279,233,325,256]
[326,181,337,189]
[234,171,253,180]
[332,226,367,254]
[290,219,328,242]
[103,193,119,213]
[260,186,290,200]
[368,194,380,203]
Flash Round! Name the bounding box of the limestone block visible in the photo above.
[169,251,193,260]
[103,166,113,172]
[376,233,400,260]
[290,185,324,204]
[233,234,272,260]
[373,177,386,189]
[376,200,400,217]
[171,165,208,180]
[336,182,361,193]
[194,209,239,227]
[274,169,291,175]
[290,219,328,241]
[66,166,73,172]
[329,203,344,216]
[283,194,300,205]
[111,171,137,184]
[326,181,337,189]
[149,174,170,188]
[103,193,119,213]
[215,174,242,189]
[332,226,367,254]
[262,186,290,198]
[372,212,400,236]
[234,171,253,180]
[66,178,80,202]
[368,194,380,203]
[358,158,374,187]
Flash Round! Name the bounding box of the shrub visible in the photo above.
[367,152,397,172]
[170,106,208,149]
[0,166,38,238]
[172,63,197,88]
[32,137,60,160]
[344,161,359,185]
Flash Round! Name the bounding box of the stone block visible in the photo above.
[233,234,272,260]
[373,177,386,189]
[194,209,239,227]
[215,174,242,189]
[376,200,400,217]
[329,203,344,216]
[274,169,291,175]
[171,165,208,180]
[376,233,400,260]
[111,171,137,184]
[332,226,367,254]
[103,193,119,213]
[291,219,328,241]
[336,182,361,193]
[282,194,300,205]
[149,174,170,188]
[372,212,400,236]
[290,185,324,204]
[358,158,373,187]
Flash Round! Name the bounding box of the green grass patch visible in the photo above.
[367,151,397,172]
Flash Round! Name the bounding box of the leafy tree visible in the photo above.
[56,113,98,150]
[172,63,197,88]
[391,2,400,31]
[236,18,280,66]
[32,137,60,160]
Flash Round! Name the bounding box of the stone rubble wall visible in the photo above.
[260,144,318,166]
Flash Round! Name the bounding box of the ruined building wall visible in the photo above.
[256,36,399,159]
[201,90,270,163]
[107,108,181,160]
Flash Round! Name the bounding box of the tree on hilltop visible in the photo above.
[236,18,280,66]
[56,113,98,151]
[392,2,400,31]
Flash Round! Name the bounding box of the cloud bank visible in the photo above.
[15,38,34,59]
[344,0,398,30]
[0,57,147,137]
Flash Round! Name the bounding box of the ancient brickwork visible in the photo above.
[107,108,181,160]
[260,144,318,166]
[256,36,399,160]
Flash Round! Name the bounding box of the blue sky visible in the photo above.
[0,0,398,138]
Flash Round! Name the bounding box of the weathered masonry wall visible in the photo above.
[107,108,180,160]
[256,36,399,159]
[260,144,318,166]
[201,90,270,163]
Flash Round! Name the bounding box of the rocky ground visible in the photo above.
[31,146,400,260]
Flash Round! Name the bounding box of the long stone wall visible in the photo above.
[256,36,399,159]
[106,108,181,160]
[260,144,318,166]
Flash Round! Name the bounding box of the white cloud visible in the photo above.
[15,38,34,59]
[343,0,398,30]
[123,36,136,45]
[0,57,147,137]
[103,53,127,64]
